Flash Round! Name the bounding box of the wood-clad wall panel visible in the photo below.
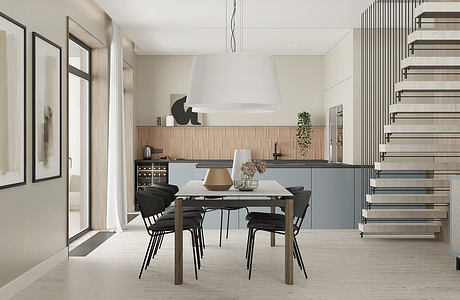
[137,126,324,160]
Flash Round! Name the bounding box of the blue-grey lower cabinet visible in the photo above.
[168,163,197,188]
[311,168,355,229]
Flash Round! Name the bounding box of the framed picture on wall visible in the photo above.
[32,32,62,182]
[0,12,26,189]
[170,94,203,126]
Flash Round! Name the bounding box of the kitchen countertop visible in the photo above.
[135,159,360,168]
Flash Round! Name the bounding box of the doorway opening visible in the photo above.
[68,35,91,241]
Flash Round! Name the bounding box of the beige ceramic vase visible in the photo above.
[203,168,233,191]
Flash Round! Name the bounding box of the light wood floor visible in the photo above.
[13,217,460,300]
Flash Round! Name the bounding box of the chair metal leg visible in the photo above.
[226,210,230,239]
[246,229,253,269]
[188,229,198,280]
[194,228,201,270]
[293,238,302,270]
[139,235,154,279]
[294,236,308,279]
[248,230,257,280]
[198,226,204,258]
[219,209,223,247]
[245,229,251,259]
[145,235,158,269]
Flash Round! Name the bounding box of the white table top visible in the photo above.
[176,180,293,197]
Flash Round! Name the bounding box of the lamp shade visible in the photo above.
[231,149,252,181]
[186,53,281,113]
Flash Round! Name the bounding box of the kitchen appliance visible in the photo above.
[135,161,169,211]
[328,104,343,163]
[143,145,152,160]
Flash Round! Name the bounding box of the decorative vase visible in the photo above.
[203,168,233,191]
[234,177,259,191]
[231,149,252,181]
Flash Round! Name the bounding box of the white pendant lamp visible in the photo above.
[186,0,281,113]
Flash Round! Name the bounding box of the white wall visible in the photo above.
[323,29,361,164]
[135,55,324,126]
[0,0,136,289]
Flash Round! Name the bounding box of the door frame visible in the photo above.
[67,33,92,243]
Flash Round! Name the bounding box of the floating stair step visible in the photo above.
[401,57,460,70]
[362,208,447,219]
[370,178,450,188]
[380,143,460,153]
[384,124,460,134]
[366,194,450,204]
[415,2,460,19]
[375,161,460,171]
[359,222,441,234]
[389,103,460,113]
[395,81,460,92]
[408,30,460,45]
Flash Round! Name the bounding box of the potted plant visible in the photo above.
[234,160,266,191]
[296,111,312,157]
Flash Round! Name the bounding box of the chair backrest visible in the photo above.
[293,190,311,229]
[144,187,174,207]
[150,183,179,195]
[281,186,305,212]
[136,190,166,219]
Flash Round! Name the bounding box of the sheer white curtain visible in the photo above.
[106,22,127,232]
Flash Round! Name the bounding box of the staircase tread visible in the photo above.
[370,178,450,188]
[408,30,460,44]
[389,103,460,113]
[375,161,460,171]
[363,208,448,218]
[359,222,441,233]
[395,80,460,92]
[366,194,450,204]
[384,124,460,133]
[380,143,460,152]
[401,56,460,69]
[415,2,460,18]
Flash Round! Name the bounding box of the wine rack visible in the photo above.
[134,161,168,210]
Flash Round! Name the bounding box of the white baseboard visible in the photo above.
[0,247,68,299]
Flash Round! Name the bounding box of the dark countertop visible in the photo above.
[135,159,359,168]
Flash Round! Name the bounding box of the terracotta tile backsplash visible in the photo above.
[137,126,325,160]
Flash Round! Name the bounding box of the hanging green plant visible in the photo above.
[296,111,312,157]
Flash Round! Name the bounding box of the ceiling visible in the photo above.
[95,0,374,55]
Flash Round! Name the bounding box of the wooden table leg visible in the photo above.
[270,205,276,247]
[285,198,294,285]
[175,198,183,285]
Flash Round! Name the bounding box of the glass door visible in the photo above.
[68,35,91,240]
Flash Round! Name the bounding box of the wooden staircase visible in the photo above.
[359,2,460,238]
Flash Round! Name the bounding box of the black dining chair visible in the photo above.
[245,186,304,222]
[142,188,205,261]
[145,183,207,252]
[246,190,311,280]
[136,190,202,280]
[244,186,304,259]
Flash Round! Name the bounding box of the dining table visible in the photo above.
[174,180,295,285]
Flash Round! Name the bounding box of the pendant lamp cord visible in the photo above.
[230,0,237,53]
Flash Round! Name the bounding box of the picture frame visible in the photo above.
[32,32,62,182]
[0,11,26,189]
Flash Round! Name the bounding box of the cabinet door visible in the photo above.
[168,163,196,188]
[312,168,354,229]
